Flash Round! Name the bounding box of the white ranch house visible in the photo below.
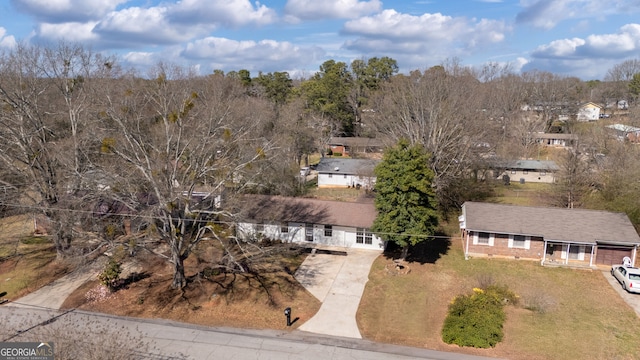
[314,158,380,189]
[235,195,385,250]
[495,160,559,184]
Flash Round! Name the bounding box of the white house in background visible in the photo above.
[533,133,578,148]
[577,102,602,121]
[495,160,559,184]
[235,195,385,250]
[315,158,380,189]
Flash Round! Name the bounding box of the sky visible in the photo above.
[0,0,639,79]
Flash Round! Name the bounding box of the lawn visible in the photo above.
[0,215,68,300]
[357,239,640,360]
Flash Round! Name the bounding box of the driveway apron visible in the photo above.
[9,257,107,310]
[295,248,381,339]
[602,270,640,317]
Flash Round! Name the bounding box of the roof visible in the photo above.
[499,160,559,171]
[462,202,640,245]
[580,102,603,109]
[328,137,385,148]
[606,124,640,133]
[236,195,378,228]
[315,158,380,175]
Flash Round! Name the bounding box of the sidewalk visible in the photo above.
[295,247,381,338]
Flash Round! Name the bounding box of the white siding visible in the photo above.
[236,221,384,249]
[317,173,375,188]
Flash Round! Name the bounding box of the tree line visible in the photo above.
[1,42,639,287]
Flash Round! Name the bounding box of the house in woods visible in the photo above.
[459,202,640,268]
[494,159,559,184]
[315,158,380,189]
[235,195,385,250]
[577,102,603,121]
[606,124,640,143]
[533,132,578,148]
[326,137,386,157]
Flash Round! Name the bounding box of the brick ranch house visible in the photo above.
[234,195,385,250]
[459,202,640,268]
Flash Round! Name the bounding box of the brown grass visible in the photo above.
[0,215,69,300]
[61,243,321,331]
[357,240,640,360]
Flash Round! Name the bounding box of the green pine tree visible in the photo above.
[372,139,439,260]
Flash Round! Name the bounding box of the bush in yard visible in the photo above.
[98,257,122,292]
[441,287,508,348]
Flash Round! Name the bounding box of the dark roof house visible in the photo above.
[460,202,640,267]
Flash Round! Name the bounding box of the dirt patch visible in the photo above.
[61,244,321,330]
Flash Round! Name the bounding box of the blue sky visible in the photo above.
[1,0,639,79]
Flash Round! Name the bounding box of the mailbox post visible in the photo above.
[284,307,292,326]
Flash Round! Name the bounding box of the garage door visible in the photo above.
[596,247,633,266]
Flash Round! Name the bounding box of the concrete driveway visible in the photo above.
[294,247,381,339]
[602,270,640,317]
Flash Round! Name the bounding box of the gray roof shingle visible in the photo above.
[462,202,640,245]
[315,158,380,175]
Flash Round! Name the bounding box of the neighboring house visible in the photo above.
[494,160,559,184]
[315,158,380,189]
[459,202,640,268]
[235,195,385,250]
[577,102,602,121]
[533,133,578,148]
[606,124,640,143]
[327,137,385,156]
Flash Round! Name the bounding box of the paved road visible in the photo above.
[0,306,500,360]
[601,270,640,317]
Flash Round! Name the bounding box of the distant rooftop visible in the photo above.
[315,158,380,174]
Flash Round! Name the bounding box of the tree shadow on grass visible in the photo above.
[115,272,151,290]
[383,231,452,265]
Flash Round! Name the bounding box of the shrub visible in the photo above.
[98,257,122,292]
[441,288,507,348]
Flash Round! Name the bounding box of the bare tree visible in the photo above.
[0,43,113,257]
[100,63,278,288]
[368,65,488,211]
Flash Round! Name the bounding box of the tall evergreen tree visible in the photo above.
[371,139,439,260]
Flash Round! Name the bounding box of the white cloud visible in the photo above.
[11,0,127,22]
[341,10,508,62]
[526,23,640,78]
[181,37,325,72]
[94,6,208,45]
[516,0,640,29]
[168,0,277,27]
[531,38,586,58]
[284,0,381,21]
[33,22,100,42]
[0,27,17,48]
[531,23,640,59]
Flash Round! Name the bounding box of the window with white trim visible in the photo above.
[473,232,494,246]
[255,222,264,233]
[324,225,333,237]
[281,223,289,233]
[509,234,530,249]
[356,228,373,244]
[305,224,313,242]
[364,231,373,245]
